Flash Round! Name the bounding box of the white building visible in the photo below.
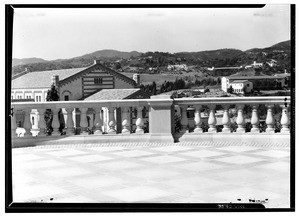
[229,80,253,94]
[221,77,253,94]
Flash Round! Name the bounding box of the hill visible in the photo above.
[11,40,291,76]
[12,57,47,67]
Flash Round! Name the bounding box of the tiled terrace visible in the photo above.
[12,140,291,208]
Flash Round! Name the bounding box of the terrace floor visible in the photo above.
[11,140,291,208]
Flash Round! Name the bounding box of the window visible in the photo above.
[64,95,69,101]
[247,84,250,87]
[36,95,42,102]
[94,77,103,84]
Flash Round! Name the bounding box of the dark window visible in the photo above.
[94,78,103,84]
[64,95,69,101]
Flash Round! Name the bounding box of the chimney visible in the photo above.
[133,73,140,86]
[51,74,59,90]
[94,59,101,65]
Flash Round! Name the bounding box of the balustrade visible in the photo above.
[10,96,291,140]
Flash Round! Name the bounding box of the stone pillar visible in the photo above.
[135,106,144,134]
[51,108,61,136]
[23,109,32,137]
[148,95,174,143]
[121,107,130,134]
[236,105,245,133]
[222,105,231,133]
[208,105,217,133]
[265,104,275,133]
[108,107,116,134]
[79,107,89,135]
[37,108,46,136]
[11,111,17,138]
[280,105,290,134]
[65,108,75,135]
[93,107,103,135]
[250,105,259,133]
[193,105,203,133]
[180,105,188,133]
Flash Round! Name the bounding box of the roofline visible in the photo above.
[59,63,137,87]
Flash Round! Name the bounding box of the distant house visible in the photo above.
[222,73,291,93]
[229,80,253,94]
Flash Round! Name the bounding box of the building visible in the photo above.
[11,60,150,134]
[222,73,291,93]
[229,80,253,94]
[12,60,138,102]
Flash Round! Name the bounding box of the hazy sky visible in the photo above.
[12,5,291,60]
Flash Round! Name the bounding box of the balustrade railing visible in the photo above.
[11,96,291,140]
[174,96,290,134]
[11,100,149,137]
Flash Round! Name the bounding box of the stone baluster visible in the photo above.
[37,108,46,136]
[108,107,116,134]
[79,107,89,135]
[193,105,202,133]
[265,104,275,133]
[11,110,17,138]
[250,105,259,133]
[23,109,32,137]
[236,105,245,133]
[135,106,144,134]
[122,107,130,134]
[93,107,103,135]
[208,105,217,133]
[65,108,75,135]
[222,105,231,133]
[280,104,290,134]
[51,108,61,136]
[180,105,188,133]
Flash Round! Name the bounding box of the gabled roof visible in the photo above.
[12,67,88,89]
[12,62,137,89]
[84,89,151,101]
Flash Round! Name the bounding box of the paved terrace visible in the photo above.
[12,139,290,208]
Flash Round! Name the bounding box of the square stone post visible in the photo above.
[148,95,175,143]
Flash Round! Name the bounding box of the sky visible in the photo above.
[12,5,291,60]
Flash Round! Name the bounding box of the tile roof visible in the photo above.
[12,67,88,89]
[228,75,278,80]
[84,89,147,100]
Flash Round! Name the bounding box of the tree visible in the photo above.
[46,84,60,101]
[152,81,157,95]
[227,85,234,94]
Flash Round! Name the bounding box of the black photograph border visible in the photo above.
[5,4,296,213]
